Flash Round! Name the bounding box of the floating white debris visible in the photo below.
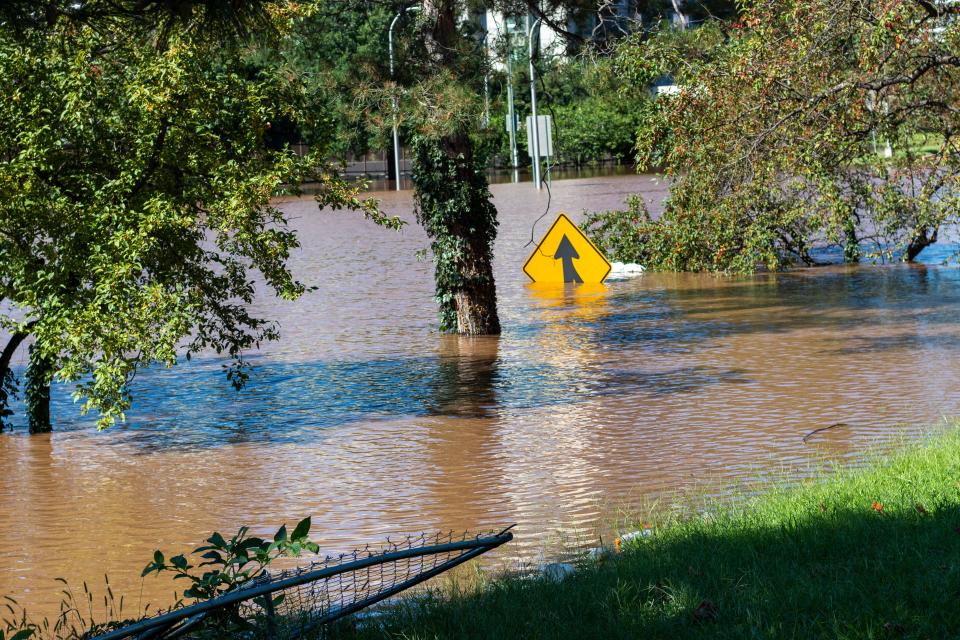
[614,527,652,551]
[606,262,646,281]
[541,562,576,582]
[585,546,615,560]
[354,609,388,624]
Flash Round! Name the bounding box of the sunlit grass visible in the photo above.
[338,428,960,639]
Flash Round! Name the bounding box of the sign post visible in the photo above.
[526,13,542,189]
[525,115,553,187]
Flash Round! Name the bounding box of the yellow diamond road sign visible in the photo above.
[523,213,611,284]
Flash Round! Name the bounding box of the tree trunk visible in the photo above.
[414,0,501,336]
[842,216,861,264]
[442,134,500,336]
[26,342,52,434]
[412,135,501,335]
[0,322,39,431]
[452,244,500,335]
[0,330,30,431]
[905,226,937,262]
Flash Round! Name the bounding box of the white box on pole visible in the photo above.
[525,115,553,157]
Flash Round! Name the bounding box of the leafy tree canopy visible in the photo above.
[0,1,394,429]
[614,0,960,272]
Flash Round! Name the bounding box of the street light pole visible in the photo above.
[389,6,420,191]
[506,36,519,182]
[670,0,688,29]
[526,13,543,190]
[482,28,490,128]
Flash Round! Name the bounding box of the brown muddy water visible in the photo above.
[3,173,960,620]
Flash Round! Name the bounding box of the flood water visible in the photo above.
[3,173,960,620]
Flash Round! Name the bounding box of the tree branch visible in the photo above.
[0,320,38,376]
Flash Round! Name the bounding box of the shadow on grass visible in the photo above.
[339,503,960,640]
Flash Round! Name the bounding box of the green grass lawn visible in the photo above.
[338,430,960,640]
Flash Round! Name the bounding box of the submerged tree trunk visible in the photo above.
[413,0,500,336]
[26,342,52,434]
[0,330,29,431]
[0,321,40,431]
[842,216,861,264]
[412,136,501,335]
[905,226,937,262]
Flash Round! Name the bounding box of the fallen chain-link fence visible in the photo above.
[90,528,514,640]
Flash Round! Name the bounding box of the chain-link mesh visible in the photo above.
[236,530,511,639]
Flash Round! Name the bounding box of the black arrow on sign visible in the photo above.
[554,234,584,283]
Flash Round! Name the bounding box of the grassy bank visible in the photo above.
[342,431,960,640]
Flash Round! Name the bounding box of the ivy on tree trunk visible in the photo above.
[412,135,500,335]
[412,0,501,335]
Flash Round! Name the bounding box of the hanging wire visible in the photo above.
[523,30,562,248]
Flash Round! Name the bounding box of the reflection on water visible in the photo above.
[3,174,960,618]
[428,336,500,419]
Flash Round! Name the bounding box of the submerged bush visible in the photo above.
[581,196,657,265]
[615,0,960,273]
[582,195,734,271]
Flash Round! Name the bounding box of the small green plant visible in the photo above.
[2,595,39,640]
[0,601,33,640]
[142,517,319,601]
[0,520,318,640]
[1,575,144,640]
[141,518,321,637]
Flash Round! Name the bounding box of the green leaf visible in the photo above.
[236,537,264,551]
[273,524,287,543]
[153,551,164,565]
[291,516,311,541]
[228,552,249,566]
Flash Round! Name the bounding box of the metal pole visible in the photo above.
[526,13,543,190]
[389,7,419,191]
[482,28,490,128]
[670,0,688,29]
[506,43,519,181]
